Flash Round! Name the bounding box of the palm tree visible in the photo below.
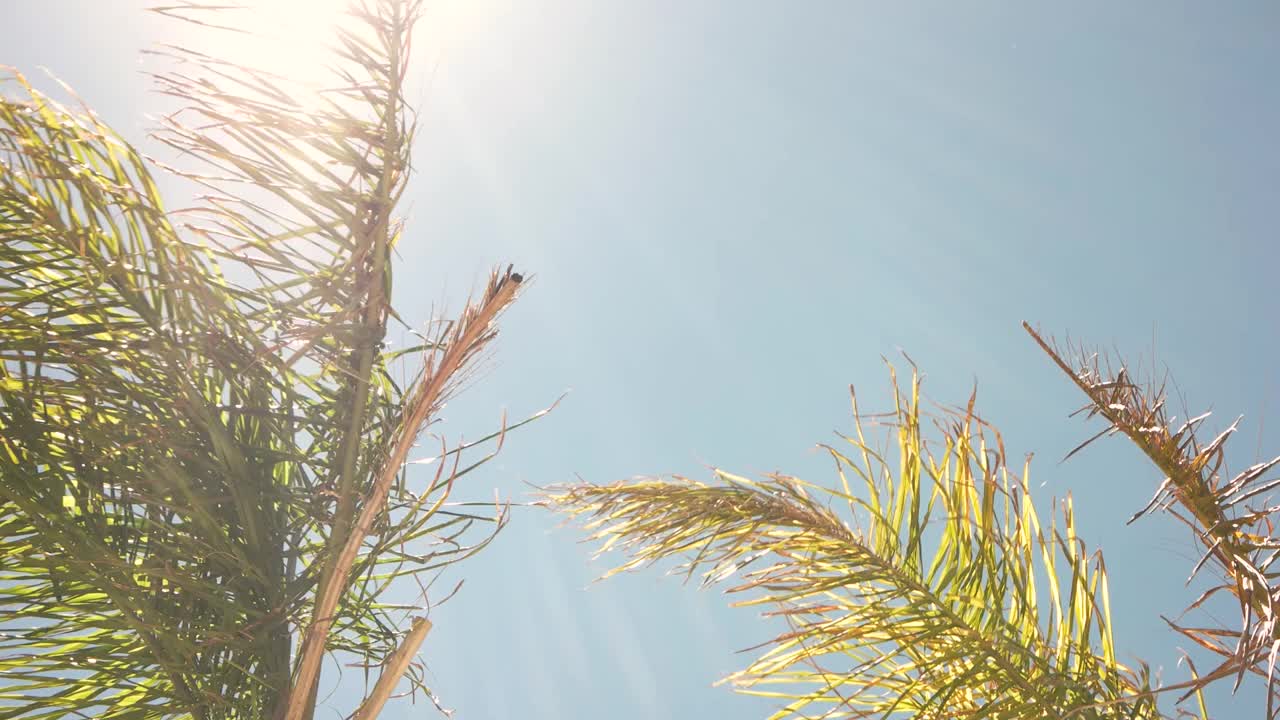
[547,326,1276,718]
[0,2,532,718]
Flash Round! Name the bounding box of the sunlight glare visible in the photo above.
[170,0,367,88]
[171,1,492,86]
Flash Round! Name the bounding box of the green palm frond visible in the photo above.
[1,67,286,719]
[1026,323,1280,713]
[0,2,531,719]
[547,367,1164,719]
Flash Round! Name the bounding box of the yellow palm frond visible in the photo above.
[547,366,1164,719]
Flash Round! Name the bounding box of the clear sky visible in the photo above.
[7,2,1279,717]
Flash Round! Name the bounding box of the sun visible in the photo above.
[163,0,493,90]
[172,0,353,86]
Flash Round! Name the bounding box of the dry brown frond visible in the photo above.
[1025,322,1280,714]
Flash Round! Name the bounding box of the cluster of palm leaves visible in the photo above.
[1,2,528,719]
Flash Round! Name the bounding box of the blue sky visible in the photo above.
[7,2,1279,717]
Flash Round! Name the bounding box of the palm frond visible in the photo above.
[1025,322,1280,714]
[0,2,533,718]
[546,366,1165,719]
[1,65,294,720]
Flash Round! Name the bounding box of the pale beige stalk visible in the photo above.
[352,617,433,720]
[280,270,522,720]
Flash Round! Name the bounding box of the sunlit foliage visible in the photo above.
[0,2,528,718]
[547,355,1236,718]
